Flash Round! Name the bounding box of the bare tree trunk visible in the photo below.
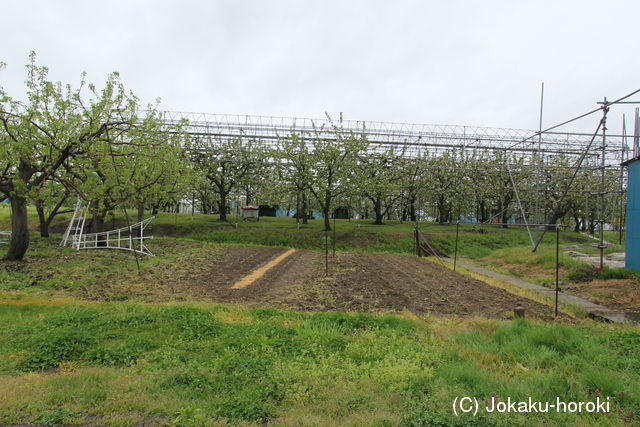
[322,191,332,231]
[573,213,581,232]
[437,199,448,223]
[323,207,331,231]
[219,192,228,221]
[36,201,49,238]
[479,200,488,223]
[501,207,509,228]
[373,196,384,225]
[409,196,417,222]
[37,194,68,238]
[137,202,145,223]
[4,195,29,260]
[302,192,308,225]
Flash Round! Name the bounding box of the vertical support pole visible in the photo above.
[555,225,560,318]
[631,108,640,159]
[414,194,420,257]
[415,227,420,256]
[324,226,329,277]
[619,168,625,245]
[585,193,589,235]
[236,197,240,229]
[332,212,336,257]
[454,221,460,272]
[536,82,545,245]
[599,99,609,272]
[619,114,627,245]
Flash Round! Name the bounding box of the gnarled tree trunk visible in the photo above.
[5,196,29,261]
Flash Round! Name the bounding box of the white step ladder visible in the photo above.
[60,197,91,248]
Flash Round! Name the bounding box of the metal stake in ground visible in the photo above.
[325,225,329,277]
[555,224,560,318]
[454,221,460,272]
[333,213,336,257]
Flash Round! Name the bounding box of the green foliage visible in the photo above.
[84,336,156,367]
[565,264,640,283]
[0,303,639,425]
[0,53,188,259]
[33,408,75,426]
[160,305,223,339]
[566,264,597,282]
[172,405,207,427]
[598,266,640,281]
[16,325,98,371]
[402,397,493,427]
[305,311,416,333]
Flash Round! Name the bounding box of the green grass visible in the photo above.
[2,205,633,296]
[598,266,640,281]
[149,213,601,259]
[0,302,638,426]
[1,207,639,425]
[0,205,602,258]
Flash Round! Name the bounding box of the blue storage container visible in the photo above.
[625,158,640,271]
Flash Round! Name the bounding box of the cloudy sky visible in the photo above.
[2,1,639,134]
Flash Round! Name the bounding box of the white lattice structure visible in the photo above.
[0,231,10,244]
[74,217,155,256]
[60,197,155,256]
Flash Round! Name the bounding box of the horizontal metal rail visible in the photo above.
[73,217,155,257]
[160,110,627,166]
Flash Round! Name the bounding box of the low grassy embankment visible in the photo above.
[0,205,601,257]
[0,302,638,426]
[1,205,636,293]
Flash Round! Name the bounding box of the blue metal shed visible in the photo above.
[625,157,640,271]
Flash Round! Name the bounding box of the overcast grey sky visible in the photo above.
[2,1,639,134]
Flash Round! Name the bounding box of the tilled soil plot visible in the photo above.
[88,244,286,302]
[93,244,565,320]
[296,252,564,320]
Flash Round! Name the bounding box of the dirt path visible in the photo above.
[230,249,297,289]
